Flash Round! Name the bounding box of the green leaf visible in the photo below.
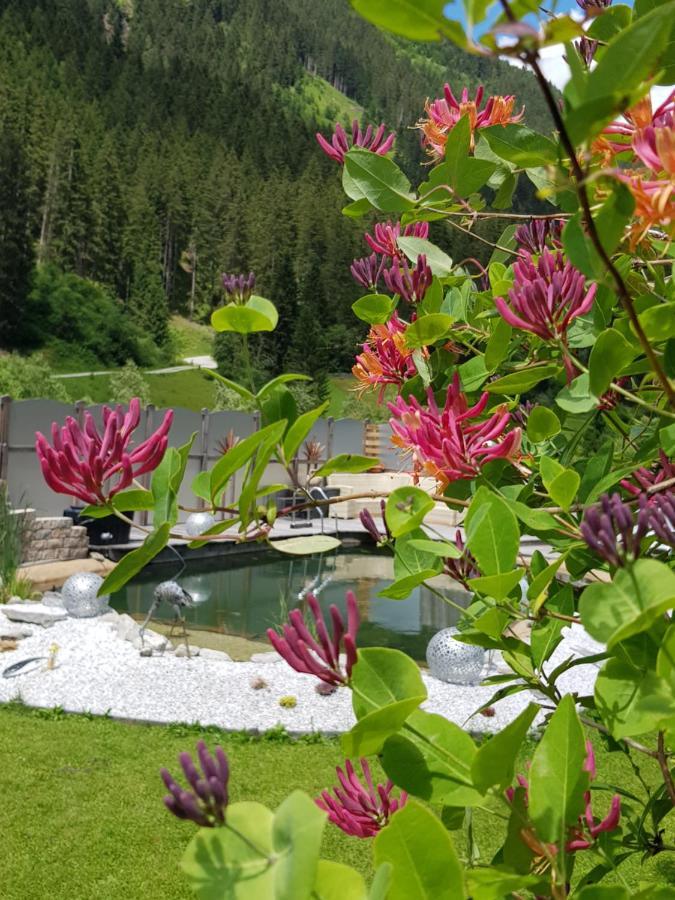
[313,454,379,478]
[205,370,257,404]
[181,802,274,898]
[471,704,539,793]
[342,697,428,757]
[352,293,396,325]
[369,864,393,900]
[312,861,367,900]
[595,659,675,739]
[259,385,296,429]
[110,488,154,513]
[373,800,466,900]
[485,317,512,370]
[468,568,524,602]
[394,530,445,579]
[98,523,171,595]
[344,149,415,213]
[527,407,561,443]
[283,402,329,462]
[660,422,675,456]
[247,296,279,330]
[351,647,427,719]
[528,695,589,845]
[465,489,520,575]
[382,710,481,806]
[342,197,373,217]
[466,869,544,900]
[580,560,675,649]
[273,791,326,900]
[486,365,561,395]
[556,373,597,413]
[637,302,675,342]
[211,300,277,334]
[540,456,579,511]
[584,2,675,102]
[151,433,196,527]
[256,373,311,402]
[407,539,462,559]
[404,313,454,348]
[527,553,568,614]
[588,328,635,397]
[210,422,286,504]
[509,500,558,533]
[378,570,440,600]
[270,535,342,556]
[481,125,557,168]
[397,236,454,276]
[386,486,435,537]
[349,0,466,46]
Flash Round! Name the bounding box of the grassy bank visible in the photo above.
[1,704,673,899]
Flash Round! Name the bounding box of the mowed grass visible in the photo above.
[170,316,214,359]
[1,703,674,900]
[60,369,218,412]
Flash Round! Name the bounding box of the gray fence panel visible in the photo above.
[331,419,364,457]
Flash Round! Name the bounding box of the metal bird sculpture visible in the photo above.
[139,580,195,657]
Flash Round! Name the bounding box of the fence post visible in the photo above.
[0,395,11,484]
[198,407,210,510]
[326,416,334,461]
[140,404,155,526]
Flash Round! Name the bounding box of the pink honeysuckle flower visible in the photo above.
[316,758,407,838]
[494,250,597,357]
[620,450,675,497]
[364,220,429,259]
[35,399,173,506]
[388,374,522,489]
[267,590,359,685]
[506,741,621,855]
[350,253,386,291]
[417,83,524,158]
[620,174,675,247]
[316,120,395,165]
[383,254,433,305]
[514,219,564,256]
[603,90,675,150]
[352,313,420,401]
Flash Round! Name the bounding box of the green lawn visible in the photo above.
[60,369,218,412]
[170,316,214,359]
[1,704,673,899]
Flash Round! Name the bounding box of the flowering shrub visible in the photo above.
[37,0,675,896]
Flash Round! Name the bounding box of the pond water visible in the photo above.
[111,548,471,661]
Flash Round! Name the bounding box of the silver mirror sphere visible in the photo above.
[426,627,485,684]
[61,572,110,618]
[185,511,216,537]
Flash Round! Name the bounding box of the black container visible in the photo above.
[63,505,133,545]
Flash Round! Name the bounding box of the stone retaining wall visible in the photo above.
[16,509,89,563]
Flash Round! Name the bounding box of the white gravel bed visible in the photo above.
[0,611,604,735]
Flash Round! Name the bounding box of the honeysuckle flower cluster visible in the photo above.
[383,254,433,305]
[649,492,675,547]
[35,399,173,506]
[442,529,480,589]
[514,219,564,256]
[365,220,429,260]
[580,493,651,567]
[359,503,389,546]
[316,119,395,165]
[222,271,256,303]
[352,313,419,400]
[417,84,524,158]
[621,450,675,497]
[161,740,230,827]
[267,590,359,685]
[494,249,596,377]
[507,742,621,856]
[388,374,521,489]
[350,252,386,291]
[316,758,407,837]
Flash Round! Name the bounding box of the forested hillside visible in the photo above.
[0,0,553,382]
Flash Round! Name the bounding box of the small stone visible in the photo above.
[115,613,140,642]
[174,644,199,658]
[97,610,120,625]
[0,622,33,640]
[2,602,67,626]
[139,647,154,657]
[315,682,337,696]
[200,648,232,662]
[41,591,65,608]
[250,676,268,690]
[250,652,280,664]
[131,629,169,652]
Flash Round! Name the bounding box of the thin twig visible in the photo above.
[657,731,675,807]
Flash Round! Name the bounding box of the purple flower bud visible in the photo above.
[359,508,385,544]
[316,120,395,165]
[316,758,407,837]
[222,271,256,303]
[514,219,564,255]
[350,253,386,290]
[383,254,433,305]
[581,492,651,566]
[161,741,230,827]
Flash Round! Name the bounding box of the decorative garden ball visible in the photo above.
[185,511,216,537]
[426,627,485,685]
[61,572,110,618]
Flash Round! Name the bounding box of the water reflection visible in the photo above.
[111,549,472,661]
